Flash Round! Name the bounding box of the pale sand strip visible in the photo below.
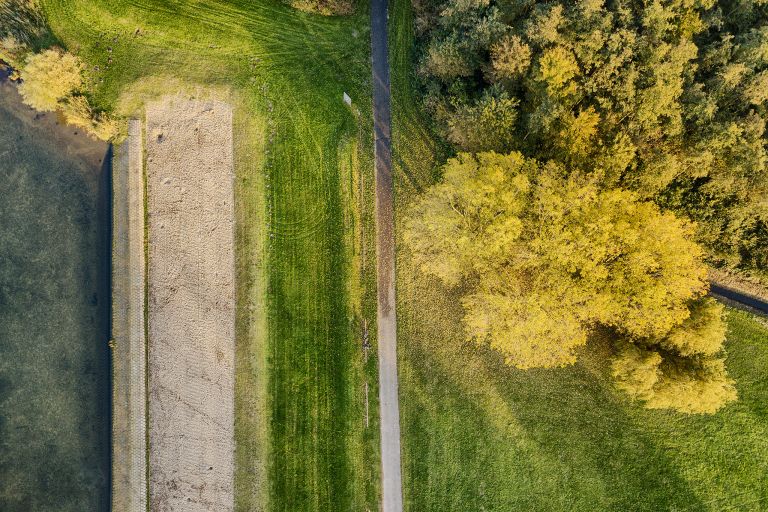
[112,118,148,512]
[146,97,235,512]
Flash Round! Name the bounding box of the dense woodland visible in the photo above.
[413,0,767,277]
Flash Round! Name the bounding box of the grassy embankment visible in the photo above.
[40,0,379,509]
[389,0,768,510]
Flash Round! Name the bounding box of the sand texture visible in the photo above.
[146,97,235,512]
[112,119,148,512]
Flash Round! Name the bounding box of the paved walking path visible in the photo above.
[370,0,404,510]
[111,119,147,512]
[711,283,768,315]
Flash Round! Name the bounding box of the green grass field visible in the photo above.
[398,269,768,510]
[38,0,379,509]
[389,1,768,509]
[27,0,768,509]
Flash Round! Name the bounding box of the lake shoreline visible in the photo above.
[0,65,109,183]
[0,63,113,511]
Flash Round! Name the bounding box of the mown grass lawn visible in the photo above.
[39,0,379,509]
[389,0,768,510]
[398,270,768,510]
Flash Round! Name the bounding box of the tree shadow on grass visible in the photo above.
[398,269,707,512]
[479,340,707,512]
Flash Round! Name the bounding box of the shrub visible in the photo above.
[488,35,531,83]
[659,298,727,357]
[18,48,83,111]
[646,356,737,414]
[0,0,48,50]
[0,36,24,74]
[448,91,519,153]
[612,341,736,413]
[611,343,662,401]
[61,94,118,141]
[285,0,353,16]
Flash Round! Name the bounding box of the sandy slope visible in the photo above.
[146,97,235,512]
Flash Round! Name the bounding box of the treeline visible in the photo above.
[0,0,117,140]
[404,0,768,413]
[414,0,768,277]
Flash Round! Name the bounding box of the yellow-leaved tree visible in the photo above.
[18,48,83,111]
[16,47,118,140]
[404,151,736,413]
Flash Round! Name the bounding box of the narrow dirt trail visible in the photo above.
[371,0,404,510]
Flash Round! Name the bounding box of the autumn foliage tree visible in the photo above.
[18,48,83,111]
[2,2,117,140]
[15,47,117,140]
[404,152,736,413]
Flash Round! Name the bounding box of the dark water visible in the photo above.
[0,78,111,511]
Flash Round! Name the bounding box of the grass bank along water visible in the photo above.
[0,72,111,511]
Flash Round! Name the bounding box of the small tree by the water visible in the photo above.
[16,47,117,140]
[18,48,83,111]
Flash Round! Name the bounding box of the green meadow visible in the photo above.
[10,0,767,509]
[398,270,768,510]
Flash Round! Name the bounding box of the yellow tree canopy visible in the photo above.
[19,48,83,111]
[405,151,734,413]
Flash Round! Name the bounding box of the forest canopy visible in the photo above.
[414,0,768,277]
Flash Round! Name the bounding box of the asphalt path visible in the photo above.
[370,0,404,510]
[710,283,768,315]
